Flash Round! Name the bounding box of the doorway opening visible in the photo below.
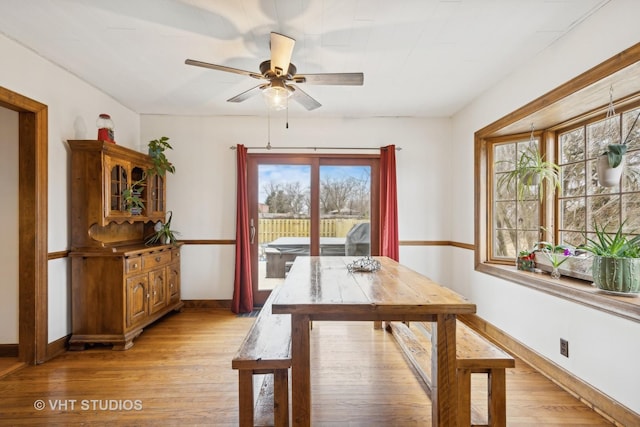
[247,153,379,305]
[0,86,48,366]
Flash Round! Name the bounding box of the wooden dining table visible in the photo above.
[271,256,477,426]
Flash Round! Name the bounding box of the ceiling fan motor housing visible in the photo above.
[259,60,297,79]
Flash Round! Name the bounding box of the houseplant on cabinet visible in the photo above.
[147,136,176,177]
[122,178,145,214]
[146,211,180,245]
[580,221,640,295]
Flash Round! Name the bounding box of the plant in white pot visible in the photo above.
[595,88,640,187]
[497,144,561,201]
[579,221,640,296]
[146,211,180,246]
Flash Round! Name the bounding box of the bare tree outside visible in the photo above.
[263,181,310,215]
[320,173,370,217]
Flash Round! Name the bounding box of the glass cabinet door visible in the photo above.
[147,174,166,221]
[105,155,130,220]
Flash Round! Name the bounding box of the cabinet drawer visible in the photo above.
[171,248,181,261]
[125,256,142,275]
[142,251,172,269]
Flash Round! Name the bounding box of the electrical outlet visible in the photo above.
[560,338,569,357]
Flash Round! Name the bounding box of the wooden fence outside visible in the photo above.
[258,218,368,245]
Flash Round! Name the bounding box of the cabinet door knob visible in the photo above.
[155,256,161,262]
[146,293,150,299]
[133,263,138,268]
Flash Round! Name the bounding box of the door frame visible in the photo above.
[0,86,48,364]
[247,153,379,306]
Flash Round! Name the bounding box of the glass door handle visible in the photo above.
[250,218,256,245]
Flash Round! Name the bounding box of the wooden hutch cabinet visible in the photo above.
[68,140,182,350]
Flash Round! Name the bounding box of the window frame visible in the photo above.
[487,132,547,264]
[474,43,640,323]
[247,152,380,305]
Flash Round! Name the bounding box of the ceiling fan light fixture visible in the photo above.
[262,80,292,111]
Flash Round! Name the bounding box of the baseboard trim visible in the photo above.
[0,344,19,357]
[459,313,637,427]
[182,299,232,310]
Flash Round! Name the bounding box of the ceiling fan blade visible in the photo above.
[185,59,263,79]
[270,32,295,77]
[289,84,322,111]
[227,84,267,103]
[293,73,364,86]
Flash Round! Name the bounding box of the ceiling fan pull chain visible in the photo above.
[266,109,272,150]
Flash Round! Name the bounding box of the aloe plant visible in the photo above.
[580,221,640,258]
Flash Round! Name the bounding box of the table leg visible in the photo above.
[430,314,457,427]
[291,314,311,426]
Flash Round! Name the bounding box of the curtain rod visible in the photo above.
[229,144,401,151]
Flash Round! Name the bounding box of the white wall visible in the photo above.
[0,106,19,343]
[0,33,141,342]
[450,0,640,414]
[141,114,451,299]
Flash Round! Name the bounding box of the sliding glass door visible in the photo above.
[248,154,379,305]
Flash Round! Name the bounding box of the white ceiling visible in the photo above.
[0,0,610,118]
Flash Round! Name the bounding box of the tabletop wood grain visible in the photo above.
[272,256,476,319]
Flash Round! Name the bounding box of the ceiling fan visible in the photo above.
[185,32,364,111]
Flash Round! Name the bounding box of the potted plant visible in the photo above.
[516,248,536,272]
[146,211,180,245]
[497,144,561,201]
[535,241,575,279]
[122,179,145,214]
[579,221,640,295]
[596,110,639,187]
[147,136,176,177]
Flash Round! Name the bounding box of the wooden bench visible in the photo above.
[232,286,291,427]
[387,320,515,427]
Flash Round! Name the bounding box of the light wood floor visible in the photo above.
[0,310,613,426]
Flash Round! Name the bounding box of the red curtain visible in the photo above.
[380,145,399,261]
[232,144,254,313]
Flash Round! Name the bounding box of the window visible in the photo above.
[558,106,640,245]
[490,137,541,260]
[487,104,640,269]
[475,44,640,321]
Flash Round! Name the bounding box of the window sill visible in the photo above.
[477,263,640,323]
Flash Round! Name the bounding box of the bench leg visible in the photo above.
[457,368,472,426]
[238,370,254,427]
[488,368,507,427]
[273,369,289,427]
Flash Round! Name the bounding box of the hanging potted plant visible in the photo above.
[497,143,561,201]
[595,87,640,187]
[147,136,176,177]
[579,221,640,296]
